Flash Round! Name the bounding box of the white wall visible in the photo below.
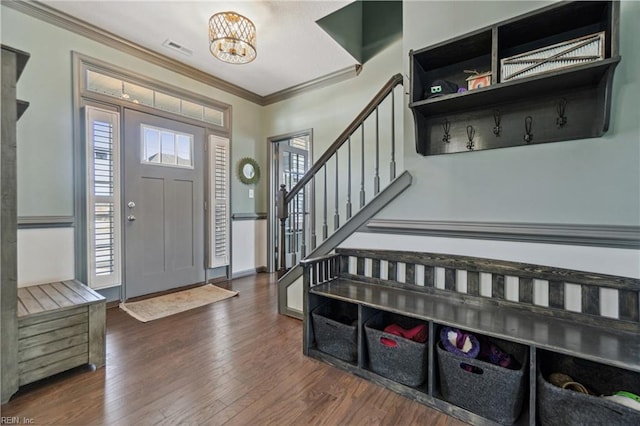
[231,219,267,276]
[17,228,75,287]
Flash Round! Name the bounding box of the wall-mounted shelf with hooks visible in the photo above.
[409,1,620,156]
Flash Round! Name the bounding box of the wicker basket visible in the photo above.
[501,32,604,82]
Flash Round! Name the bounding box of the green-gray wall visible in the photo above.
[0,5,265,218]
[263,39,402,160]
[377,0,640,226]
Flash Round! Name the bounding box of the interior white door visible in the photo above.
[123,109,205,299]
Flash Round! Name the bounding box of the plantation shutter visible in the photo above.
[85,106,121,289]
[209,135,230,267]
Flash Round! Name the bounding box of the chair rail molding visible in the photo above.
[365,219,640,250]
[17,216,75,229]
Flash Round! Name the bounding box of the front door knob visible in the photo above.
[128,201,136,209]
[127,215,136,222]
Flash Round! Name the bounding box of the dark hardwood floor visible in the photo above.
[1,273,466,425]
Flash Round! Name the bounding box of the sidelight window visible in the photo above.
[85,106,121,289]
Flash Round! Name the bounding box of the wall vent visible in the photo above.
[162,39,193,56]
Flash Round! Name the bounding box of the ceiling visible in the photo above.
[39,0,359,97]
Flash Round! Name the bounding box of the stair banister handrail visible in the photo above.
[284,73,403,205]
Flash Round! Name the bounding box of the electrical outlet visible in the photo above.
[249,189,254,199]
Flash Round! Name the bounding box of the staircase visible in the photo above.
[277,73,412,318]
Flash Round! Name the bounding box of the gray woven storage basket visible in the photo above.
[437,335,528,424]
[311,300,358,363]
[364,312,429,387]
[537,352,640,426]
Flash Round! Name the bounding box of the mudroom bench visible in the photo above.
[16,280,106,386]
[302,248,640,426]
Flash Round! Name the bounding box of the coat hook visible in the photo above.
[556,98,567,128]
[493,110,501,137]
[442,119,451,143]
[466,125,475,151]
[524,116,533,144]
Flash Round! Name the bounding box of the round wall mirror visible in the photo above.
[237,157,260,185]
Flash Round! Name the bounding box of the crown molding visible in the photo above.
[5,0,362,106]
[365,219,640,250]
[262,64,362,105]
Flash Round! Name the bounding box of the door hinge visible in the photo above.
[204,201,208,211]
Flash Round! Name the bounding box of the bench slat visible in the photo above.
[19,323,88,350]
[19,354,88,386]
[38,283,76,309]
[19,334,88,362]
[62,280,103,303]
[19,306,86,327]
[619,289,639,322]
[27,285,60,311]
[467,271,480,296]
[19,343,87,374]
[19,313,88,339]
[549,280,565,309]
[17,298,28,317]
[17,287,45,315]
[51,281,87,305]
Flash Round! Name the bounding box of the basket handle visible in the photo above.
[380,337,398,348]
[460,362,483,374]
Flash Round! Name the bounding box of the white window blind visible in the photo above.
[85,106,121,289]
[209,135,230,267]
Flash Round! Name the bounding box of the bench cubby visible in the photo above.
[302,249,640,425]
[364,310,429,388]
[537,350,640,426]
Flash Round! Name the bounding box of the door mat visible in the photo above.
[119,284,238,322]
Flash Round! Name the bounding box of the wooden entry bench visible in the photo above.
[303,248,640,425]
[17,280,106,386]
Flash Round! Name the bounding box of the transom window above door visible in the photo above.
[85,69,225,127]
[141,125,194,168]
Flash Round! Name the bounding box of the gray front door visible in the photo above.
[123,109,205,299]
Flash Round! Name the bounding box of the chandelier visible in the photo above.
[208,12,257,64]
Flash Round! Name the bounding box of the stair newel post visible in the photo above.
[360,123,366,208]
[374,106,380,195]
[334,151,340,230]
[322,164,328,240]
[390,88,396,180]
[277,184,288,277]
[346,136,352,219]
